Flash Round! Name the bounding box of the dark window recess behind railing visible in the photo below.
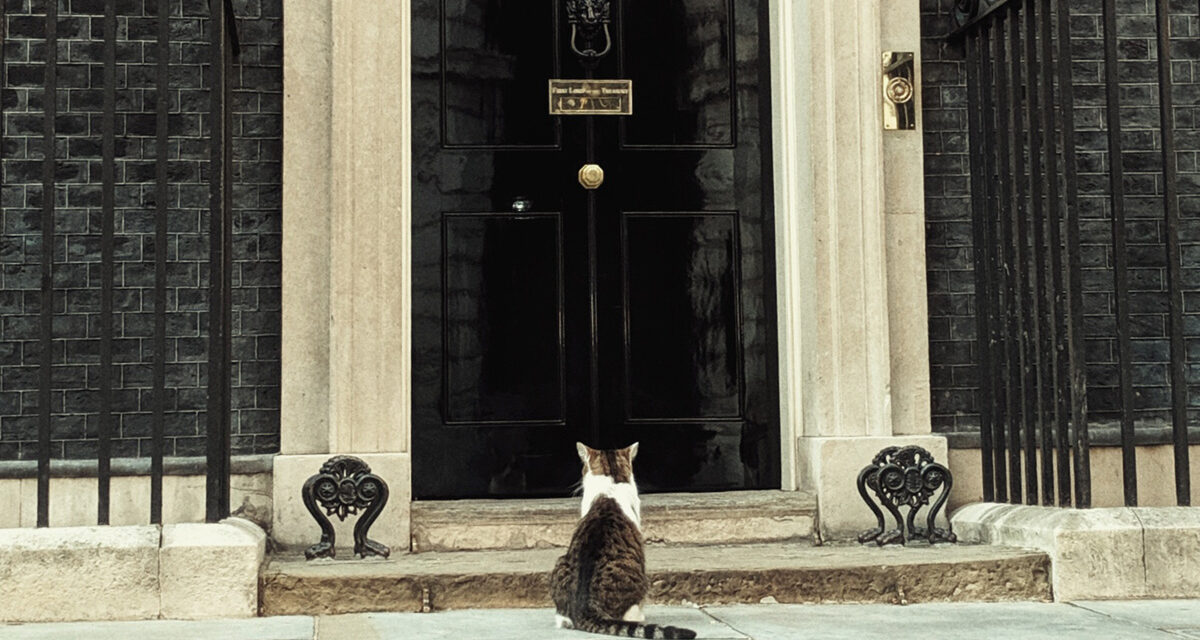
[949,0,1191,508]
[0,0,241,525]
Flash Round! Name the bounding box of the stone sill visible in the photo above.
[0,454,275,479]
[951,502,1200,601]
[945,425,1200,450]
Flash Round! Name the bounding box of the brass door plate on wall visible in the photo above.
[882,51,916,130]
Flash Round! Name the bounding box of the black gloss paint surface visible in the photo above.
[412,0,778,498]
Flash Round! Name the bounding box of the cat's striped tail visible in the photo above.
[572,616,697,639]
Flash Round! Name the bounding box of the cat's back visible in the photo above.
[570,496,644,558]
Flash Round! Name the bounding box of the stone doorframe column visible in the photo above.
[274,0,939,550]
[770,0,943,539]
[273,0,412,553]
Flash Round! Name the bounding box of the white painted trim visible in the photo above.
[399,0,414,461]
[768,0,813,491]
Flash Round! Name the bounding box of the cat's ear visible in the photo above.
[627,442,639,461]
[576,441,590,462]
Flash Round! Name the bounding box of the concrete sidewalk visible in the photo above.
[1,601,1198,639]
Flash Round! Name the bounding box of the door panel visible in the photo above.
[623,213,741,421]
[619,0,734,148]
[442,0,561,147]
[443,213,564,424]
[413,0,777,498]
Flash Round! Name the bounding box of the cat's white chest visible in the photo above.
[580,473,641,529]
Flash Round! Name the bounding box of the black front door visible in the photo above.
[411,0,779,498]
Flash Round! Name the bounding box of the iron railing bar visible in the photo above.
[1055,0,1091,508]
[206,0,235,523]
[1101,0,1137,507]
[2,0,9,483]
[1008,3,1037,505]
[99,0,118,525]
[223,0,242,58]
[220,14,235,516]
[1023,0,1053,506]
[0,0,5,156]
[966,31,996,503]
[1039,0,1071,507]
[152,0,171,525]
[1154,0,1191,506]
[37,0,58,529]
[981,24,1008,502]
[996,12,1023,505]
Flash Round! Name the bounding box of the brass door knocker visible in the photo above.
[566,0,612,61]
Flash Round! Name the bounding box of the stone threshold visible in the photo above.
[260,542,1051,616]
[410,490,818,552]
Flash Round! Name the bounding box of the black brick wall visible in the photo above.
[922,0,1200,439]
[0,0,281,460]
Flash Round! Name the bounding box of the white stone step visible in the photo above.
[261,542,1052,616]
[410,490,817,552]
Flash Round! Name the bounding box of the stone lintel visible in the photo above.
[951,503,1200,600]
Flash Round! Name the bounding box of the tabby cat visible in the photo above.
[549,442,697,639]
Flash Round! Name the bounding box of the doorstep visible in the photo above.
[260,542,1051,616]
[410,490,818,552]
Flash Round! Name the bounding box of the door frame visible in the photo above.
[277,0,933,548]
[409,0,785,497]
[279,0,824,489]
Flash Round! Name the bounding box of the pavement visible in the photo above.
[1,601,1199,639]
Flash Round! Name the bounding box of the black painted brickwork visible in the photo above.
[0,0,281,460]
[922,0,1200,437]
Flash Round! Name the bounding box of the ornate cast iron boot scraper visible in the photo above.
[302,455,391,559]
[857,446,956,546]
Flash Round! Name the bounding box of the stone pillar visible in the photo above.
[882,0,933,439]
[771,0,943,539]
[274,0,413,554]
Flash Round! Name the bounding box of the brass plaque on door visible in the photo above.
[548,79,633,116]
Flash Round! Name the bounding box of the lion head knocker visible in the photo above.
[566,0,612,63]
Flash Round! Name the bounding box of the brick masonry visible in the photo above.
[9,0,1192,462]
[0,0,281,460]
[922,0,1200,440]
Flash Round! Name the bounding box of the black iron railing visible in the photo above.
[950,0,1191,508]
[0,0,239,525]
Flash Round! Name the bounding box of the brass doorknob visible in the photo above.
[578,164,604,189]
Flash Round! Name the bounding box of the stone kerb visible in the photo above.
[0,518,267,623]
[0,525,160,622]
[952,503,1200,600]
[160,518,267,619]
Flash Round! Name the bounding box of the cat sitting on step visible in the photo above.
[549,442,697,639]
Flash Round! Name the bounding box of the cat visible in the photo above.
[549,442,697,639]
